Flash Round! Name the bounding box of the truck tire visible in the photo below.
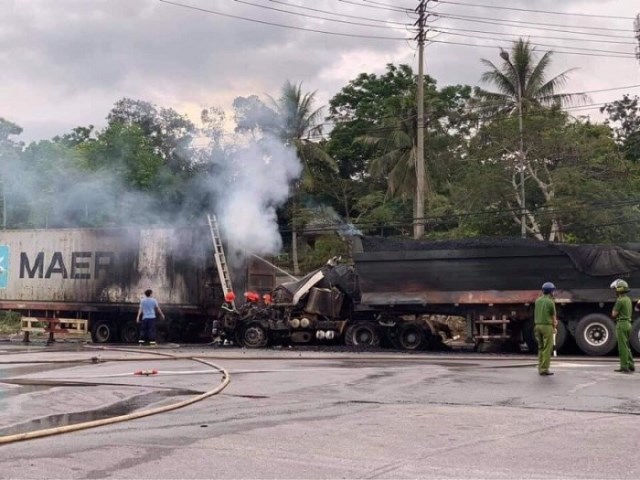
[575,314,616,356]
[522,319,537,353]
[91,321,115,343]
[398,324,424,350]
[120,321,139,343]
[523,320,567,354]
[630,320,640,355]
[242,323,269,348]
[345,323,380,348]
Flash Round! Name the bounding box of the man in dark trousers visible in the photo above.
[535,282,558,376]
[136,289,165,346]
[611,279,635,373]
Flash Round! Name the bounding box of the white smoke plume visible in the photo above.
[211,134,301,267]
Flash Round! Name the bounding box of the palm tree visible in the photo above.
[269,81,336,274]
[475,39,584,115]
[476,39,586,238]
[363,106,421,202]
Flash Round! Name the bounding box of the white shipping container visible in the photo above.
[0,227,212,307]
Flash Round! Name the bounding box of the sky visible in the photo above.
[1,0,639,142]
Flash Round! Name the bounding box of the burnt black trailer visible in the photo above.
[224,236,640,356]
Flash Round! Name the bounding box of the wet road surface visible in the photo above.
[0,345,639,479]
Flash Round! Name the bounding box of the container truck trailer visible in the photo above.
[221,236,640,356]
[0,227,274,343]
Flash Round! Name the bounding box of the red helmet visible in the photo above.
[244,291,260,303]
[224,292,236,302]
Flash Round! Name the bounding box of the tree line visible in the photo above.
[1,39,640,273]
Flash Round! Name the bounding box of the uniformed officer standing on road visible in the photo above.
[611,279,635,373]
[534,282,558,376]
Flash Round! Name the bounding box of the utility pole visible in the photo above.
[414,0,427,239]
[517,81,526,239]
[635,14,639,64]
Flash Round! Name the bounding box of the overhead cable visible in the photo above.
[268,0,412,26]
[431,13,635,39]
[431,12,635,33]
[234,0,411,30]
[431,30,636,56]
[158,0,411,40]
[431,0,636,21]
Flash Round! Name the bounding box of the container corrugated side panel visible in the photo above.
[0,228,209,307]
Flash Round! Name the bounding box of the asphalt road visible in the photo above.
[0,345,639,479]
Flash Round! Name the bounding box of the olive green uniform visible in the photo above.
[613,295,635,372]
[534,294,556,374]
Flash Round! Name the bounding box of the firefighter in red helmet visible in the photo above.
[213,291,237,345]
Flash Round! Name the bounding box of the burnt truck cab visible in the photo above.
[224,258,358,348]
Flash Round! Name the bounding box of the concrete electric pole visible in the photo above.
[635,14,639,65]
[414,0,427,239]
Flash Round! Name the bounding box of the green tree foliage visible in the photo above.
[107,98,195,172]
[456,109,640,242]
[324,64,471,237]
[0,118,24,228]
[103,99,200,221]
[602,95,640,162]
[20,139,85,227]
[361,79,471,201]
[327,63,415,179]
[234,81,335,185]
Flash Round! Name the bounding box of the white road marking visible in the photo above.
[569,381,599,393]
[554,362,612,368]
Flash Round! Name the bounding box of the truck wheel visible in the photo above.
[242,323,268,348]
[120,322,138,343]
[91,321,115,343]
[523,320,567,354]
[345,323,380,347]
[630,320,640,354]
[522,319,537,353]
[398,324,424,350]
[575,314,616,356]
[156,326,169,343]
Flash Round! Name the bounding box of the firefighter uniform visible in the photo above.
[612,293,634,373]
[534,292,556,375]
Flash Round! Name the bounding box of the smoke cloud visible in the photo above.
[1,102,303,280]
[210,134,301,267]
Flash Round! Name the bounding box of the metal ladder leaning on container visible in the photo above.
[206,214,235,309]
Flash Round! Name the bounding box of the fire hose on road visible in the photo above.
[0,347,231,446]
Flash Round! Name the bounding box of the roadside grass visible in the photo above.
[0,311,22,334]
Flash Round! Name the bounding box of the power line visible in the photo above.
[565,102,609,111]
[431,0,636,21]
[234,0,411,31]
[267,0,412,26]
[158,0,411,40]
[337,0,414,14]
[428,37,635,59]
[431,30,636,56]
[578,84,640,95]
[430,25,638,45]
[431,14,635,39]
[431,12,636,33]
[276,198,640,234]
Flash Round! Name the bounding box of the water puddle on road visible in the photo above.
[0,363,76,378]
[0,388,196,437]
